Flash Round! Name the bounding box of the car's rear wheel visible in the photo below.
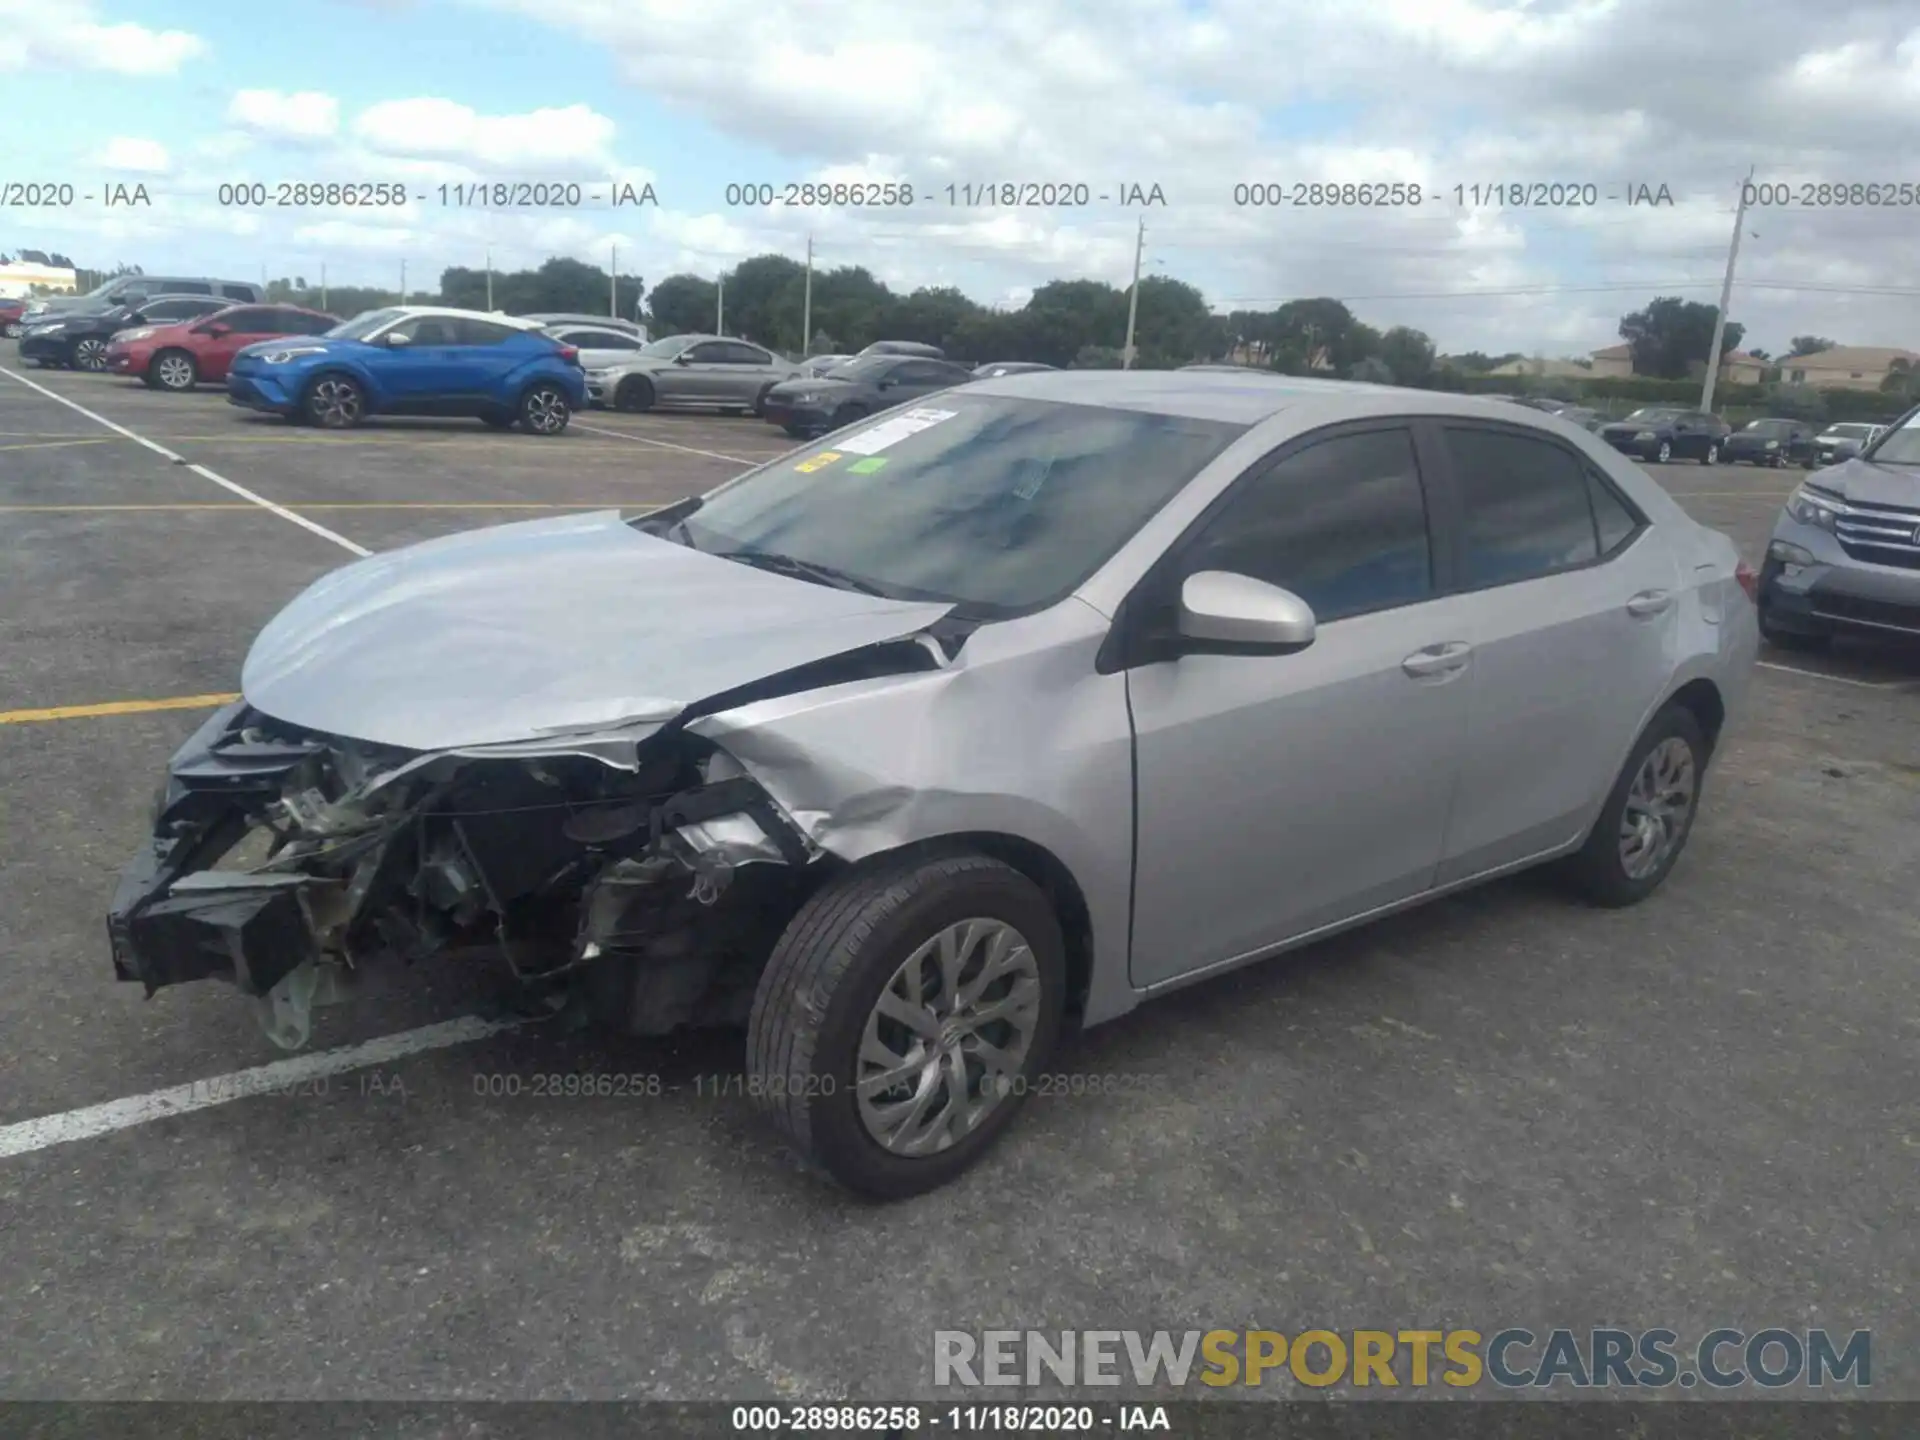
[72,337,109,372]
[746,852,1066,1199]
[613,375,654,413]
[305,374,365,429]
[1702,441,1720,466]
[1654,440,1672,463]
[148,349,197,392]
[518,383,571,435]
[1561,704,1708,907]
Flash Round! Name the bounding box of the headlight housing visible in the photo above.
[118,327,154,342]
[1764,439,1779,449]
[38,322,66,333]
[1785,485,1842,530]
[1634,429,1656,441]
[792,392,822,404]
[259,346,327,364]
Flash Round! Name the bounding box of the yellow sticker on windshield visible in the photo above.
[848,456,889,474]
[794,451,842,473]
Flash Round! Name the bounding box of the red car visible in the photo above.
[108,303,337,391]
[1,296,27,338]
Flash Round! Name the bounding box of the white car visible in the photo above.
[539,323,652,396]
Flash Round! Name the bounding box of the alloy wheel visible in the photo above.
[855,918,1043,1157]
[1705,442,1719,465]
[1656,441,1672,463]
[1618,737,1696,881]
[309,377,361,427]
[156,354,195,390]
[522,386,568,433]
[74,338,108,372]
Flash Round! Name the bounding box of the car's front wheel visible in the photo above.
[305,374,366,429]
[613,375,654,413]
[1654,439,1672,463]
[1702,441,1720,466]
[72,337,109,372]
[148,349,197,392]
[747,852,1066,1199]
[1562,704,1708,907]
[2,321,20,338]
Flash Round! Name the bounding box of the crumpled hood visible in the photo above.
[241,510,954,752]
[1812,457,1920,509]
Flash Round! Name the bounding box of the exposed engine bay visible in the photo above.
[108,699,845,1051]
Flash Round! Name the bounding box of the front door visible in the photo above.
[1124,424,1476,988]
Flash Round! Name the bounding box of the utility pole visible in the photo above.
[484,248,493,311]
[1121,218,1145,370]
[320,262,327,313]
[609,243,617,318]
[399,259,407,304]
[802,234,813,356]
[716,277,724,336]
[1701,165,1755,416]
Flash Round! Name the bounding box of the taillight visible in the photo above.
[1735,559,1758,603]
[558,344,579,365]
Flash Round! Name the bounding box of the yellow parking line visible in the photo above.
[0,693,241,726]
[0,437,117,452]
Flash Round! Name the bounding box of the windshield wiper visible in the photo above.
[710,548,888,596]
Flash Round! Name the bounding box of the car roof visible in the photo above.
[386,306,544,329]
[962,369,1462,423]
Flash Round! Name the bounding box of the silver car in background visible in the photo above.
[106,374,1757,1199]
[538,322,652,385]
[587,333,801,414]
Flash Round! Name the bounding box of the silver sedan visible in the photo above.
[586,333,800,414]
[108,374,1758,1198]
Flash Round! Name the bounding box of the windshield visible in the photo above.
[668,395,1247,613]
[1866,412,1920,465]
[1625,408,1682,421]
[828,356,903,382]
[638,335,698,358]
[326,308,403,340]
[1743,420,1794,435]
[1828,424,1876,439]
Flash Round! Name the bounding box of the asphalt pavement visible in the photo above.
[0,364,1914,1402]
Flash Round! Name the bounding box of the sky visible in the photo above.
[2,0,1917,357]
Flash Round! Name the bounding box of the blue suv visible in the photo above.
[226,307,586,434]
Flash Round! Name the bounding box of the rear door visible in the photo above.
[886,359,968,402]
[713,340,781,403]
[665,340,734,403]
[1424,421,1679,881]
[195,306,281,378]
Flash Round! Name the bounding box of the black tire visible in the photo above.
[613,375,654,413]
[1561,704,1708,908]
[747,852,1067,1199]
[147,348,198,392]
[71,336,110,372]
[304,373,365,429]
[782,424,808,440]
[517,383,571,435]
[1701,441,1720,466]
[1653,440,1671,463]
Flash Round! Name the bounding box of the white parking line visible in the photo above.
[0,367,371,558]
[573,419,764,466]
[1757,661,1911,689]
[0,1015,520,1161]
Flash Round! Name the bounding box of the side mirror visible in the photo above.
[673,352,693,364]
[383,331,411,347]
[1177,571,1316,653]
[205,324,230,337]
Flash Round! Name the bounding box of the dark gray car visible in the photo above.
[24,275,262,322]
[587,334,801,414]
[1757,409,1920,650]
[759,354,976,437]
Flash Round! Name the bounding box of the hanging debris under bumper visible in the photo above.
[106,698,824,1047]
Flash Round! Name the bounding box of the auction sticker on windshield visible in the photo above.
[794,451,843,473]
[848,457,889,474]
[836,408,958,455]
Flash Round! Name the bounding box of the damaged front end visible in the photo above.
[107,700,822,1049]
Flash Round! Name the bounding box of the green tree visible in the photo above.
[1377,326,1437,387]
[1786,336,1835,358]
[647,274,719,336]
[719,254,808,347]
[1762,383,1827,423]
[1348,356,1396,384]
[1881,358,1920,401]
[805,265,895,350]
[1618,297,1743,379]
[1266,298,1374,374]
[1130,275,1213,366]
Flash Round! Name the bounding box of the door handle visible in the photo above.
[1626,590,1674,618]
[1402,641,1472,678]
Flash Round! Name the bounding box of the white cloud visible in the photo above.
[352,99,618,171]
[93,137,172,174]
[227,89,341,140]
[0,1,204,74]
